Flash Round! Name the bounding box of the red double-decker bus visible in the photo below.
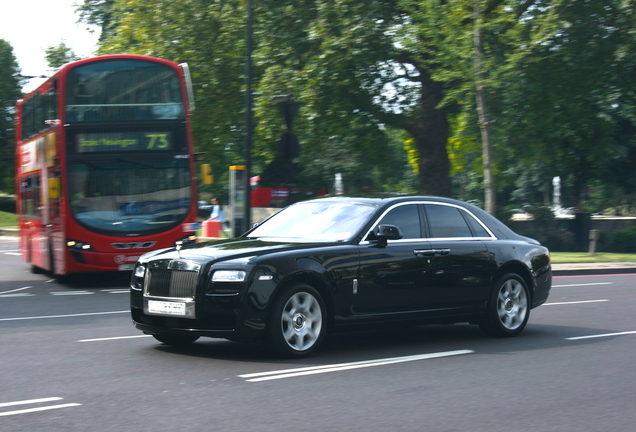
[16,55,198,276]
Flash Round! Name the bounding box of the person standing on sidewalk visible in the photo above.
[208,197,226,224]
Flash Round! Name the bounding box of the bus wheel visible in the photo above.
[30,264,45,274]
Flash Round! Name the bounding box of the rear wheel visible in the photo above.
[267,284,326,358]
[152,333,199,347]
[480,273,530,337]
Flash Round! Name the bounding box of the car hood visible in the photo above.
[139,238,336,265]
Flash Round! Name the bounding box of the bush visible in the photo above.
[611,226,636,253]
[0,194,16,213]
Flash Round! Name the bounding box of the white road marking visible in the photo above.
[50,291,95,296]
[0,397,62,408]
[0,286,32,295]
[566,331,636,341]
[543,299,609,306]
[78,335,151,342]
[3,252,22,256]
[239,350,474,382]
[0,310,128,322]
[0,293,34,298]
[553,282,613,288]
[100,289,129,294]
[0,397,81,417]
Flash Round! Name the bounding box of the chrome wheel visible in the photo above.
[281,291,323,352]
[496,278,528,331]
[480,273,530,337]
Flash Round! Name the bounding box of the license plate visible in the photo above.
[118,264,135,271]
[148,300,186,316]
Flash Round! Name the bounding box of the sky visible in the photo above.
[0,0,100,92]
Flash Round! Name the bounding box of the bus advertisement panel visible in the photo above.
[16,55,198,276]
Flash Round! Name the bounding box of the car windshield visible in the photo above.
[248,201,376,242]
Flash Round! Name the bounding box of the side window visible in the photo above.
[425,204,472,238]
[377,204,421,239]
[464,213,491,237]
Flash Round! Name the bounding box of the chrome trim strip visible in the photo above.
[359,201,496,245]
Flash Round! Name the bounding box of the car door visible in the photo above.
[354,203,433,314]
[422,203,493,312]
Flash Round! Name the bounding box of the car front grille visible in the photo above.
[145,268,199,299]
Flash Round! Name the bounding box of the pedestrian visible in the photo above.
[208,197,226,224]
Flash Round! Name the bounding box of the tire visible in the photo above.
[152,333,199,347]
[480,273,530,337]
[267,284,326,358]
[30,264,46,274]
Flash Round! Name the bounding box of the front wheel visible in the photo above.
[152,333,199,347]
[480,273,530,337]
[267,284,326,358]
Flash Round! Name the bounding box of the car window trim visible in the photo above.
[360,201,496,245]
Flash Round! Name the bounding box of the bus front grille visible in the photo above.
[145,268,198,299]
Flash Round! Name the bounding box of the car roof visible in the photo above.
[298,195,521,241]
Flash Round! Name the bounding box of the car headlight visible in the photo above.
[134,265,146,278]
[212,270,246,282]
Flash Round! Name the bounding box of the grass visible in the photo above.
[550,252,636,263]
[0,211,17,228]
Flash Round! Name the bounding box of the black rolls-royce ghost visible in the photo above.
[131,196,552,357]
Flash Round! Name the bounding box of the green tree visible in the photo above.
[0,39,23,193]
[87,0,252,196]
[80,0,417,195]
[255,0,450,195]
[44,42,82,70]
[493,0,636,211]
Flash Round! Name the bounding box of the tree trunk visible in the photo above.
[474,0,496,215]
[413,77,451,197]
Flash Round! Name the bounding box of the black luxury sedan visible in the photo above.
[131,196,552,357]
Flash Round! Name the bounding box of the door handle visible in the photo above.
[414,249,450,256]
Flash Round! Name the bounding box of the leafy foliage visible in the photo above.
[72,0,636,213]
[0,39,23,193]
[45,42,82,69]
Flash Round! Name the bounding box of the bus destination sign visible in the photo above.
[76,131,172,153]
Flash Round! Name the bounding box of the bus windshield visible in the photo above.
[65,59,184,122]
[68,159,191,235]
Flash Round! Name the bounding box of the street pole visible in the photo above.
[243,0,253,232]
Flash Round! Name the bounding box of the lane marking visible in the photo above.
[0,404,82,417]
[3,252,22,256]
[0,293,34,298]
[544,299,609,306]
[239,350,474,382]
[0,286,32,295]
[78,335,151,342]
[0,397,62,408]
[101,289,129,294]
[0,310,128,322]
[0,397,81,417]
[50,291,95,296]
[567,331,636,341]
[553,282,613,288]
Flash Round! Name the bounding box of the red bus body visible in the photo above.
[15,55,198,275]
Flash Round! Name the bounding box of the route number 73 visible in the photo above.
[146,133,170,149]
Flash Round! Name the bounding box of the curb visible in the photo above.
[551,263,636,276]
[0,228,18,237]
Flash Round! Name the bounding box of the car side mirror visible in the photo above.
[375,224,403,247]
